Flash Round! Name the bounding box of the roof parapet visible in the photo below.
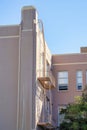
[21,6,36,11]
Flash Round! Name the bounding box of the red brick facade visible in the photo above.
[52,52,87,126]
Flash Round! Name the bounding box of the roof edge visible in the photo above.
[21,6,36,11]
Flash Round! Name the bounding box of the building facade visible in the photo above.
[0,6,87,130]
[52,50,87,126]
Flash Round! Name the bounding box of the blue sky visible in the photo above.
[0,0,87,54]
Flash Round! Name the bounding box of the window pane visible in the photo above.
[59,85,68,90]
[77,84,82,90]
[76,71,82,90]
[77,78,82,83]
[59,79,68,84]
[58,72,68,78]
[77,71,82,77]
[58,71,68,91]
[58,106,66,126]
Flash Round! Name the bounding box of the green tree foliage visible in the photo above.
[60,86,87,130]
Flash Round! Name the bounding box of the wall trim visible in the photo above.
[0,35,19,39]
[53,62,87,66]
[22,29,33,32]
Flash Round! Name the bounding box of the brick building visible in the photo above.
[0,6,87,130]
[52,51,87,126]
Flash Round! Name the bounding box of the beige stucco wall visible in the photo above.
[0,6,54,130]
[0,6,37,130]
[0,25,19,130]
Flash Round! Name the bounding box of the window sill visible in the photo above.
[76,89,83,92]
[57,90,69,93]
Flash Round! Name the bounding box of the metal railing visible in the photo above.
[37,70,55,88]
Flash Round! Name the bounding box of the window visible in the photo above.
[58,71,68,90]
[76,71,82,90]
[86,71,87,84]
[58,106,66,126]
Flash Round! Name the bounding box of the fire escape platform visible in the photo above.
[38,76,55,89]
[37,122,55,130]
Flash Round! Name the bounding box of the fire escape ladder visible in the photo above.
[37,19,55,130]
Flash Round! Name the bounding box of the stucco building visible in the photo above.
[0,6,87,130]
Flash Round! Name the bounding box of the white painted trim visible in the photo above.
[53,62,87,66]
[22,29,33,32]
[0,35,19,39]
[0,24,19,27]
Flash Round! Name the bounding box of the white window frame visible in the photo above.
[58,106,66,126]
[58,71,68,91]
[76,70,83,90]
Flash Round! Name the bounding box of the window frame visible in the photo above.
[58,71,68,91]
[76,70,83,90]
[58,106,66,126]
